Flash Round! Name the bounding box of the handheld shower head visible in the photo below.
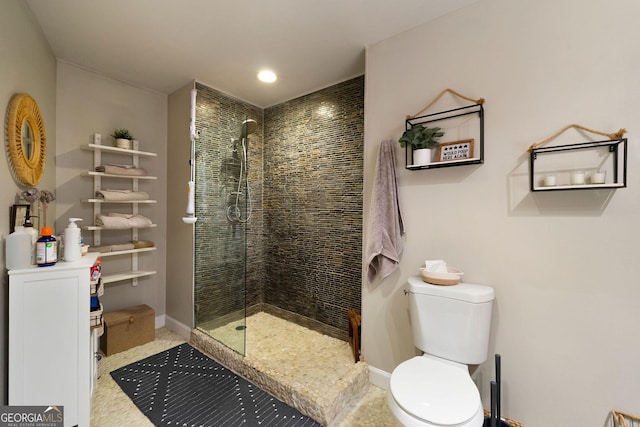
[240,119,258,138]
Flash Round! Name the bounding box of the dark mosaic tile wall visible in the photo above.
[263,76,364,335]
[194,83,264,326]
[194,76,363,339]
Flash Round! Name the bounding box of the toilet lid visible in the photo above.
[390,356,481,426]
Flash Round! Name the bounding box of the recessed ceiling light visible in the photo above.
[258,69,277,83]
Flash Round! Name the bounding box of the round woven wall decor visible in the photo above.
[6,93,47,186]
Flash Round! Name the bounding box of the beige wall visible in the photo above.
[363,0,640,425]
[55,61,168,320]
[0,0,57,404]
[166,82,195,333]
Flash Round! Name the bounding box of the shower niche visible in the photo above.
[82,137,157,285]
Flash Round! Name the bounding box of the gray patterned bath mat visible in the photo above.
[111,343,322,426]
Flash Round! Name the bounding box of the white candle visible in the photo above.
[570,171,585,185]
[543,174,557,186]
[590,171,606,184]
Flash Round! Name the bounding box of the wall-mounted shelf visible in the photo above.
[83,137,157,286]
[101,270,157,284]
[405,103,484,170]
[82,143,157,157]
[529,139,627,191]
[98,247,156,257]
[83,224,157,231]
[83,199,157,204]
[82,171,157,180]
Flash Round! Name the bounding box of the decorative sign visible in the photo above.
[438,139,474,161]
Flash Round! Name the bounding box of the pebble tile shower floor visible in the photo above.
[91,313,400,426]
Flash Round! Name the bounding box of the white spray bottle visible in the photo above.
[63,218,83,262]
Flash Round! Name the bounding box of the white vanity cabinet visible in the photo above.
[8,253,100,427]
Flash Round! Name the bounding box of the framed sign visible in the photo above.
[10,204,30,233]
[438,139,475,161]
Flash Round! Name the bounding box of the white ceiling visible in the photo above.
[26,0,478,108]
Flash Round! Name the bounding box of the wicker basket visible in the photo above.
[483,410,524,427]
[611,410,640,427]
[419,267,463,286]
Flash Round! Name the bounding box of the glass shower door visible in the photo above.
[193,106,249,355]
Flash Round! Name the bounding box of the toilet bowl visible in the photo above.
[387,277,494,427]
[388,354,484,427]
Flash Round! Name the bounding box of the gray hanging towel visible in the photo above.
[365,139,405,283]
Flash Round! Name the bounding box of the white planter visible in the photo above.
[115,138,132,149]
[412,148,433,166]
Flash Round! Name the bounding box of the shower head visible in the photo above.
[240,119,258,138]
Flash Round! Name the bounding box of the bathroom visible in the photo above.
[3,1,640,426]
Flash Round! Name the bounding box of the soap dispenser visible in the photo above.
[63,218,83,262]
[22,216,38,265]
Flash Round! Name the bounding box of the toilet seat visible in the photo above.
[389,355,483,426]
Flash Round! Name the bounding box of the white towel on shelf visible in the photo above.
[96,213,153,229]
[365,139,405,283]
[95,165,148,176]
[95,189,149,201]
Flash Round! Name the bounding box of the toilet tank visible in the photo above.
[407,276,494,365]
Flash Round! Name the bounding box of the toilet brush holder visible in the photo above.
[483,354,524,427]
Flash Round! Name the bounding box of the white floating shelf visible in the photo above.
[83,224,157,231]
[82,199,157,204]
[82,171,157,180]
[96,247,156,257]
[102,270,156,284]
[532,183,625,191]
[82,144,157,157]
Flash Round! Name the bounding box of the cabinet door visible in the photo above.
[9,267,90,427]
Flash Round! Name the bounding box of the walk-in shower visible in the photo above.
[192,77,364,357]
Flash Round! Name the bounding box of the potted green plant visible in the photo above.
[399,125,445,165]
[111,128,134,149]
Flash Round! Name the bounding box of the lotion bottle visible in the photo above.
[63,218,82,262]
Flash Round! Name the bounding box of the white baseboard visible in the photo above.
[163,315,192,340]
[155,314,165,329]
[368,365,391,390]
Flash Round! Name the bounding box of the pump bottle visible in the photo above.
[63,218,83,262]
[22,216,38,265]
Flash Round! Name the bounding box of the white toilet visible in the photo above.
[387,276,495,427]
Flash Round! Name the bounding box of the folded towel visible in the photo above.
[365,140,405,283]
[131,240,155,248]
[95,189,149,201]
[128,215,153,228]
[95,164,148,176]
[88,243,136,253]
[95,214,130,229]
[95,213,153,229]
